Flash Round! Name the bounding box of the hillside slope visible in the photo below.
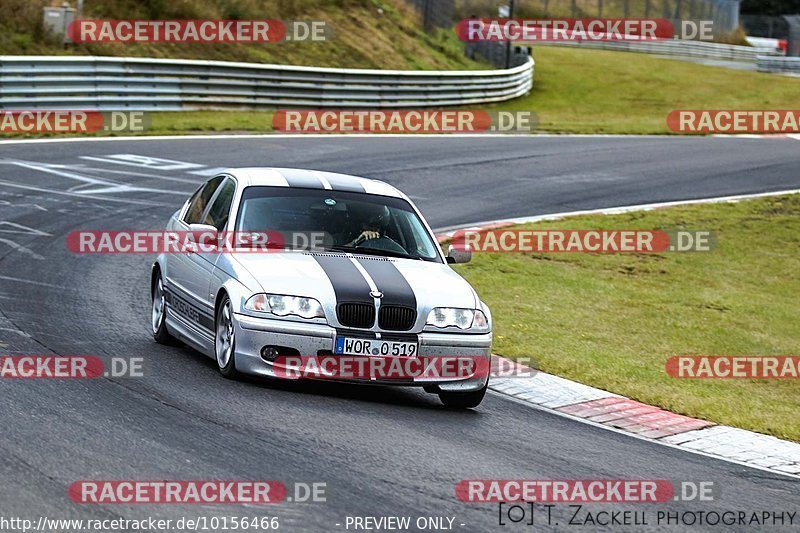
[0,0,481,70]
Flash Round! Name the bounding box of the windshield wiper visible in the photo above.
[323,245,419,260]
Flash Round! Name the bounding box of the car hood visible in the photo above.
[230,252,478,320]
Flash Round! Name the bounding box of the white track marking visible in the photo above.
[0,327,31,338]
[491,391,800,480]
[435,188,800,234]
[0,180,169,206]
[0,275,65,288]
[445,190,800,480]
[0,238,44,260]
[0,131,796,479]
[79,154,205,171]
[0,133,768,146]
[75,165,200,184]
[2,161,185,196]
[6,160,117,187]
[0,222,51,237]
[0,200,48,212]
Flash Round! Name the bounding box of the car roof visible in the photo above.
[226,167,405,199]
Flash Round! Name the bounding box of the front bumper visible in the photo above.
[233,314,492,392]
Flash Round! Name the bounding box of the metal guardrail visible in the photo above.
[756,56,800,74]
[0,55,534,111]
[534,39,777,61]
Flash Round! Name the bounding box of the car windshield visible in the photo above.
[236,186,442,262]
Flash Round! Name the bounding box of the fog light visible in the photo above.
[260,346,280,362]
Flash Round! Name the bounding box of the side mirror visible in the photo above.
[446,244,472,264]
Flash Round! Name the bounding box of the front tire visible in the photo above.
[438,383,487,409]
[152,274,178,345]
[215,295,240,379]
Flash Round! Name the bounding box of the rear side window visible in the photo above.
[204,178,236,231]
[183,176,224,225]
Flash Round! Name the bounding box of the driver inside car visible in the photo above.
[342,204,390,247]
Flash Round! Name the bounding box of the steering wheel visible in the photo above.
[356,235,407,254]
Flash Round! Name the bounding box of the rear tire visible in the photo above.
[152,274,178,345]
[438,383,487,409]
[215,295,240,380]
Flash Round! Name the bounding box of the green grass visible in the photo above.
[451,194,800,441]
[489,46,800,134]
[0,111,278,139]
[148,111,277,136]
[8,44,799,138]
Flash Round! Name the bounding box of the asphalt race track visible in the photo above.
[0,135,798,531]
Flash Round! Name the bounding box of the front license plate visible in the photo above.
[334,337,417,357]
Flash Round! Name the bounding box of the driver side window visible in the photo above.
[183,176,224,225]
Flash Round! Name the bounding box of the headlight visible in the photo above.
[244,294,325,319]
[426,308,488,330]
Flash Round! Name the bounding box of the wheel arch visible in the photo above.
[151,261,163,295]
[214,287,230,317]
[212,276,252,318]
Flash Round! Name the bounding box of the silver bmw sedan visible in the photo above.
[151,168,492,408]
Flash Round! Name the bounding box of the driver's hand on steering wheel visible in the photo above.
[350,230,380,246]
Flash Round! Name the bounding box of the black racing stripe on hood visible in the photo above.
[280,170,324,189]
[321,173,366,193]
[311,255,373,305]
[355,258,416,309]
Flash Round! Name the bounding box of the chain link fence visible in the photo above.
[405,0,744,45]
[404,0,532,67]
[402,0,800,66]
[741,15,789,39]
[405,0,457,31]
[455,0,741,35]
[742,15,800,56]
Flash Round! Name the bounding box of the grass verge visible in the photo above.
[491,46,800,134]
[452,194,800,441]
[2,44,799,138]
